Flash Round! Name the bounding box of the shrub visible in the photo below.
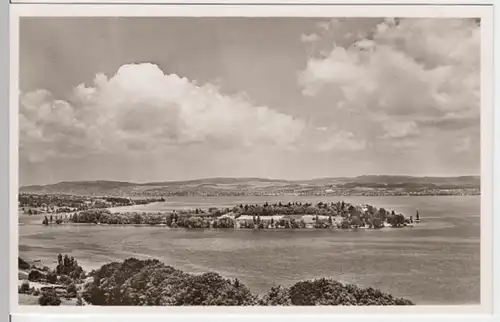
[260,285,291,305]
[46,271,58,284]
[38,289,61,306]
[18,257,30,270]
[56,253,85,281]
[59,274,72,285]
[28,270,44,282]
[372,218,383,229]
[66,283,77,297]
[217,217,235,229]
[19,281,31,294]
[288,278,414,306]
[171,273,257,306]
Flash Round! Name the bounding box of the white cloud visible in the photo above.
[20,63,307,163]
[20,63,368,165]
[317,130,366,152]
[299,18,480,146]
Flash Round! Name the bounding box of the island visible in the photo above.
[32,197,420,230]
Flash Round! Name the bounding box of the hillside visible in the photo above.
[19,176,480,197]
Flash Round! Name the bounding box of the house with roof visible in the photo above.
[300,215,317,228]
[234,215,255,228]
[260,215,284,223]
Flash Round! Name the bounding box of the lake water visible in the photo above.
[18,196,480,305]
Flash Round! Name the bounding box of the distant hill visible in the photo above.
[19,176,480,196]
[338,175,480,189]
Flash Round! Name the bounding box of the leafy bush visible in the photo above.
[28,269,44,282]
[170,273,257,306]
[372,218,384,229]
[83,258,257,306]
[56,253,85,282]
[38,289,62,306]
[46,271,58,284]
[216,217,235,228]
[82,258,164,305]
[260,285,291,305]
[66,283,77,297]
[18,257,30,270]
[287,278,414,306]
[19,281,31,294]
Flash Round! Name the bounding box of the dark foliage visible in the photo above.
[19,281,31,294]
[66,283,78,297]
[28,269,44,282]
[18,257,30,270]
[56,253,85,281]
[83,258,257,306]
[46,271,58,284]
[82,257,414,306]
[286,278,414,306]
[38,289,62,306]
[259,285,291,305]
[20,193,163,213]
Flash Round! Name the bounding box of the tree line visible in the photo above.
[53,200,416,230]
[20,193,165,214]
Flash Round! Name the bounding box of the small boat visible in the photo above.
[415,209,421,223]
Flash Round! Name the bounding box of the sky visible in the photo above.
[19,17,481,185]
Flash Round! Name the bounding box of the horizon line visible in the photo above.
[20,174,481,187]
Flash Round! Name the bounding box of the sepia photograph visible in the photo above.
[10,3,494,314]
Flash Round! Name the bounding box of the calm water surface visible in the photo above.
[19,196,480,305]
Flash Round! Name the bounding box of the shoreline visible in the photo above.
[27,219,420,230]
[33,223,419,230]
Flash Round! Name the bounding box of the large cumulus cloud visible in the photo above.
[20,63,312,163]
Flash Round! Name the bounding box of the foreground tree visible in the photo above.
[81,257,414,306]
[260,285,291,305]
[288,278,414,306]
[19,281,31,294]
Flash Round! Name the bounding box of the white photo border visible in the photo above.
[6,1,498,321]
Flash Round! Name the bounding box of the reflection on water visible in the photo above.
[19,196,480,305]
